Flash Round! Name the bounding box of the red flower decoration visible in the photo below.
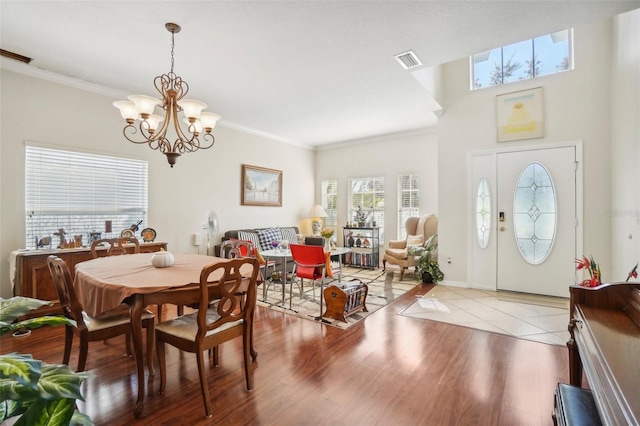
[575,255,601,287]
[627,263,638,282]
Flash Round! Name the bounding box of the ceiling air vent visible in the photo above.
[394,50,422,70]
[0,49,32,64]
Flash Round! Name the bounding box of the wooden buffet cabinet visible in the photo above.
[11,242,167,316]
[561,282,640,425]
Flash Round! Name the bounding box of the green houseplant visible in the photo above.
[411,234,444,284]
[0,296,93,425]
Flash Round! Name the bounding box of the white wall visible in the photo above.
[438,18,615,286]
[315,129,438,244]
[0,69,315,297]
[610,8,640,280]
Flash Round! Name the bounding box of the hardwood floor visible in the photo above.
[3,283,569,425]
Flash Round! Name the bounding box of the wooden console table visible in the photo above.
[11,241,167,316]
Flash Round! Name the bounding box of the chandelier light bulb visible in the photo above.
[183,117,202,135]
[199,112,221,132]
[127,95,161,118]
[177,99,207,120]
[146,114,164,134]
[113,100,139,123]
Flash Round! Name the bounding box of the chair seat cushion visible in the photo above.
[156,310,244,341]
[384,248,409,260]
[83,306,154,332]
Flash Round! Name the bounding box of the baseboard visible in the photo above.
[438,280,469,288]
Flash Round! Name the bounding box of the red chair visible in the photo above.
[221,239,275,301]
[289,244,329,322]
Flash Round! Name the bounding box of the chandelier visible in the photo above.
[113,23,220,167]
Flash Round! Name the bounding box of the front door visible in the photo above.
[496,146,577,297]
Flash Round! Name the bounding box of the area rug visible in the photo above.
[257,266,418,329]
[397,285,570,346]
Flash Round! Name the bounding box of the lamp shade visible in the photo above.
[127,95,161,116]
[113,100,138,121]
[307,204,328,218]
[178,99,207,119]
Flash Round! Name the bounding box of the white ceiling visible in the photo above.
[1,1,638,147]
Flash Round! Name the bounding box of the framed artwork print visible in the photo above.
[241,164,283,206]
[496,87,544,142]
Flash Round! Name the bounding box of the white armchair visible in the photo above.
[382,213,438,280]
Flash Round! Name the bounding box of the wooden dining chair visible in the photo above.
[289,244,329,322]
[155,257,260,419]
[90,237,140,258]
[47,255,155,372]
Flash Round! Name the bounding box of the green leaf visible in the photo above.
[1,316,75,337]
[14,398,75,426]
[0,398,27,422]
[0,297,52,324]
[0,353,41,388]
[37,364,90,401]
[71,410,95,426]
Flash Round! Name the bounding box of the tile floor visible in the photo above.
[399,285,571,346]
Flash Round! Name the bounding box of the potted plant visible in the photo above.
[0,296,93,425]
[411,234,444,284]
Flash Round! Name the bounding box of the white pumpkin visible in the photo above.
[151,250,174,268]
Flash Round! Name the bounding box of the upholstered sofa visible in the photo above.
[215,226,317,271]
[382,214,438,280]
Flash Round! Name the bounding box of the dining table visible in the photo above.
[73,252,257,418]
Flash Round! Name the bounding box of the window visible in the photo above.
[397,174,420,240]
[347,177,384,243]
[25,144,148,249]
[471,29,573,90]
[321,179,338,236]
[513,163,556,264]
[475,178,491,249]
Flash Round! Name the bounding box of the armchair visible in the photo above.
[382,213,438,280]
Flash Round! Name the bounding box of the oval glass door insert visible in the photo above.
[513,163,557,264]
[476,178,491,248]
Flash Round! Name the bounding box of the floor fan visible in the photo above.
[206,210,219,256]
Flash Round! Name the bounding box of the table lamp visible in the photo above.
[307,204,328,236]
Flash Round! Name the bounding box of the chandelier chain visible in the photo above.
[170,31,175,75]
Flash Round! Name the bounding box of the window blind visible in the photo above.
[321,179,338,236]
[25,145,148,249]
[397,174,420,240]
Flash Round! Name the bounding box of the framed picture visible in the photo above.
[241,164,283,206]
[496,87,544,142]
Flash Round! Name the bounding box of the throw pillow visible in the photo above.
[279,227,298,245]
[257,227,283,251]
[406,234,424,246]
[237,231,261,253]
[253,247,266,265]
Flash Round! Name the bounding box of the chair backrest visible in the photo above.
[47,255,87,329]
[289,244,326,267]
[90,237,140,258]
[304,237,325,247]
[220,239,254,259]
[405,213,438,240]
[197,257,260,340]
